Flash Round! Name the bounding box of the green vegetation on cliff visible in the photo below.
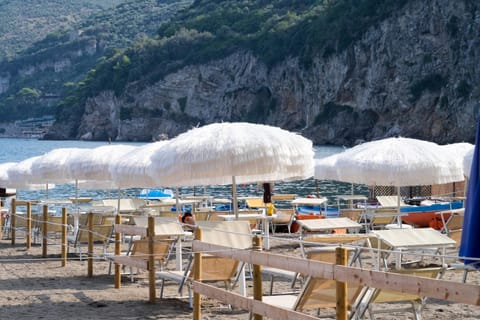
[0,0,122,62]
[0,0,192,121]
[0,0,410,123]
[77,0,409,100]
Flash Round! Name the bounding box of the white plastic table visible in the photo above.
[372,227,457,269]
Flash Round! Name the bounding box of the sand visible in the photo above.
[1,234,480,320]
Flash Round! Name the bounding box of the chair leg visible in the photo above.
[269,275,274,295]
[160,279,165,299]
[463,269,469,283]
[412,301,423,320]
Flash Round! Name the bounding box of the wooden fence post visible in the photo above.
[26,202,31,249]
[148,216,156,303]
[253,235,263,320]
[88,212,93,277]
[42,205,48,258]
[61,207,67,267]
[336,247,348,320]
[11,198,16,245]
[193,228,203,320]
[114,214,121,289]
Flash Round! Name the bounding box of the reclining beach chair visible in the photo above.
[376,196,409,208]
[34,215,64,244]
[358,266,443,320]
[270,208,295,234]
[67,224,113,260]
[156,220,252,307]
[109,217,184,280]
[263,233,372,296]
[256,247,367,319]
[444,228,479,283]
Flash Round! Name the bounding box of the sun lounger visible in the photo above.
[358,267,443,320]
[156,221,252,307]
[255,247,367,319]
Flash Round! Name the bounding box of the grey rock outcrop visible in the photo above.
[50,0,480,145]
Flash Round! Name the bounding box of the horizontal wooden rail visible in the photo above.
[193,240,334,279]
[193,282,318,320]
[193,240,480,306]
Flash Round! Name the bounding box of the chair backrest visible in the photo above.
[12,213,40,228]
[245,198,264,209]
[376,196,407,208]
[444,214,464,232]
[38,215,64,233]
[369,209,397,229]
[370,267,442,303]
[188,221,252,282]
[193,211,210,221]
[293,248,363,311]
[101,199,139,213]
[448,229,463,247]
[75,224,113,244]
[79,213,105,226]
[196,220,252,249]
[130,198,147,210]
[272,209,295,223]
[207,211,229,221]
[157,211,181,221]
[129,235,173,268]
[133,216,185,237]
[339,209,364,222]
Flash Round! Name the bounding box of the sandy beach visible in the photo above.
[1,233,480,320]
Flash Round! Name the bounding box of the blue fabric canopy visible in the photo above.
[460,119,480,266]
[138,188,173,200]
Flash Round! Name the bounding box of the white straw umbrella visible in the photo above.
[29,147,88,184]
[0,162,16,186]
[314,154,342,181]
[147,122,314,218]
[66,144,139,215]
[5,157,56,196]
[440,142,474,177]
[109,141,168,189]
[464,148,474,179]
[334,137,464,223]
[67,144,138,182]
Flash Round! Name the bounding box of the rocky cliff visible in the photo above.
[46,0,480,146]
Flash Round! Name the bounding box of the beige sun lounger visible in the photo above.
[156,220,252,307]
[257,247,366,319]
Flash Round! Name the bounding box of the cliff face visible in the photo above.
[49,0,480,145]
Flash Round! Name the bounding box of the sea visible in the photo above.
[0,138,369,207]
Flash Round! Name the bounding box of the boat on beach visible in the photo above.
[400,200,464,228]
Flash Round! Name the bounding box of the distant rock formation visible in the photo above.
[47,0,480,145]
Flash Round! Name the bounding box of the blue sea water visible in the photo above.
[0,138,368,206]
